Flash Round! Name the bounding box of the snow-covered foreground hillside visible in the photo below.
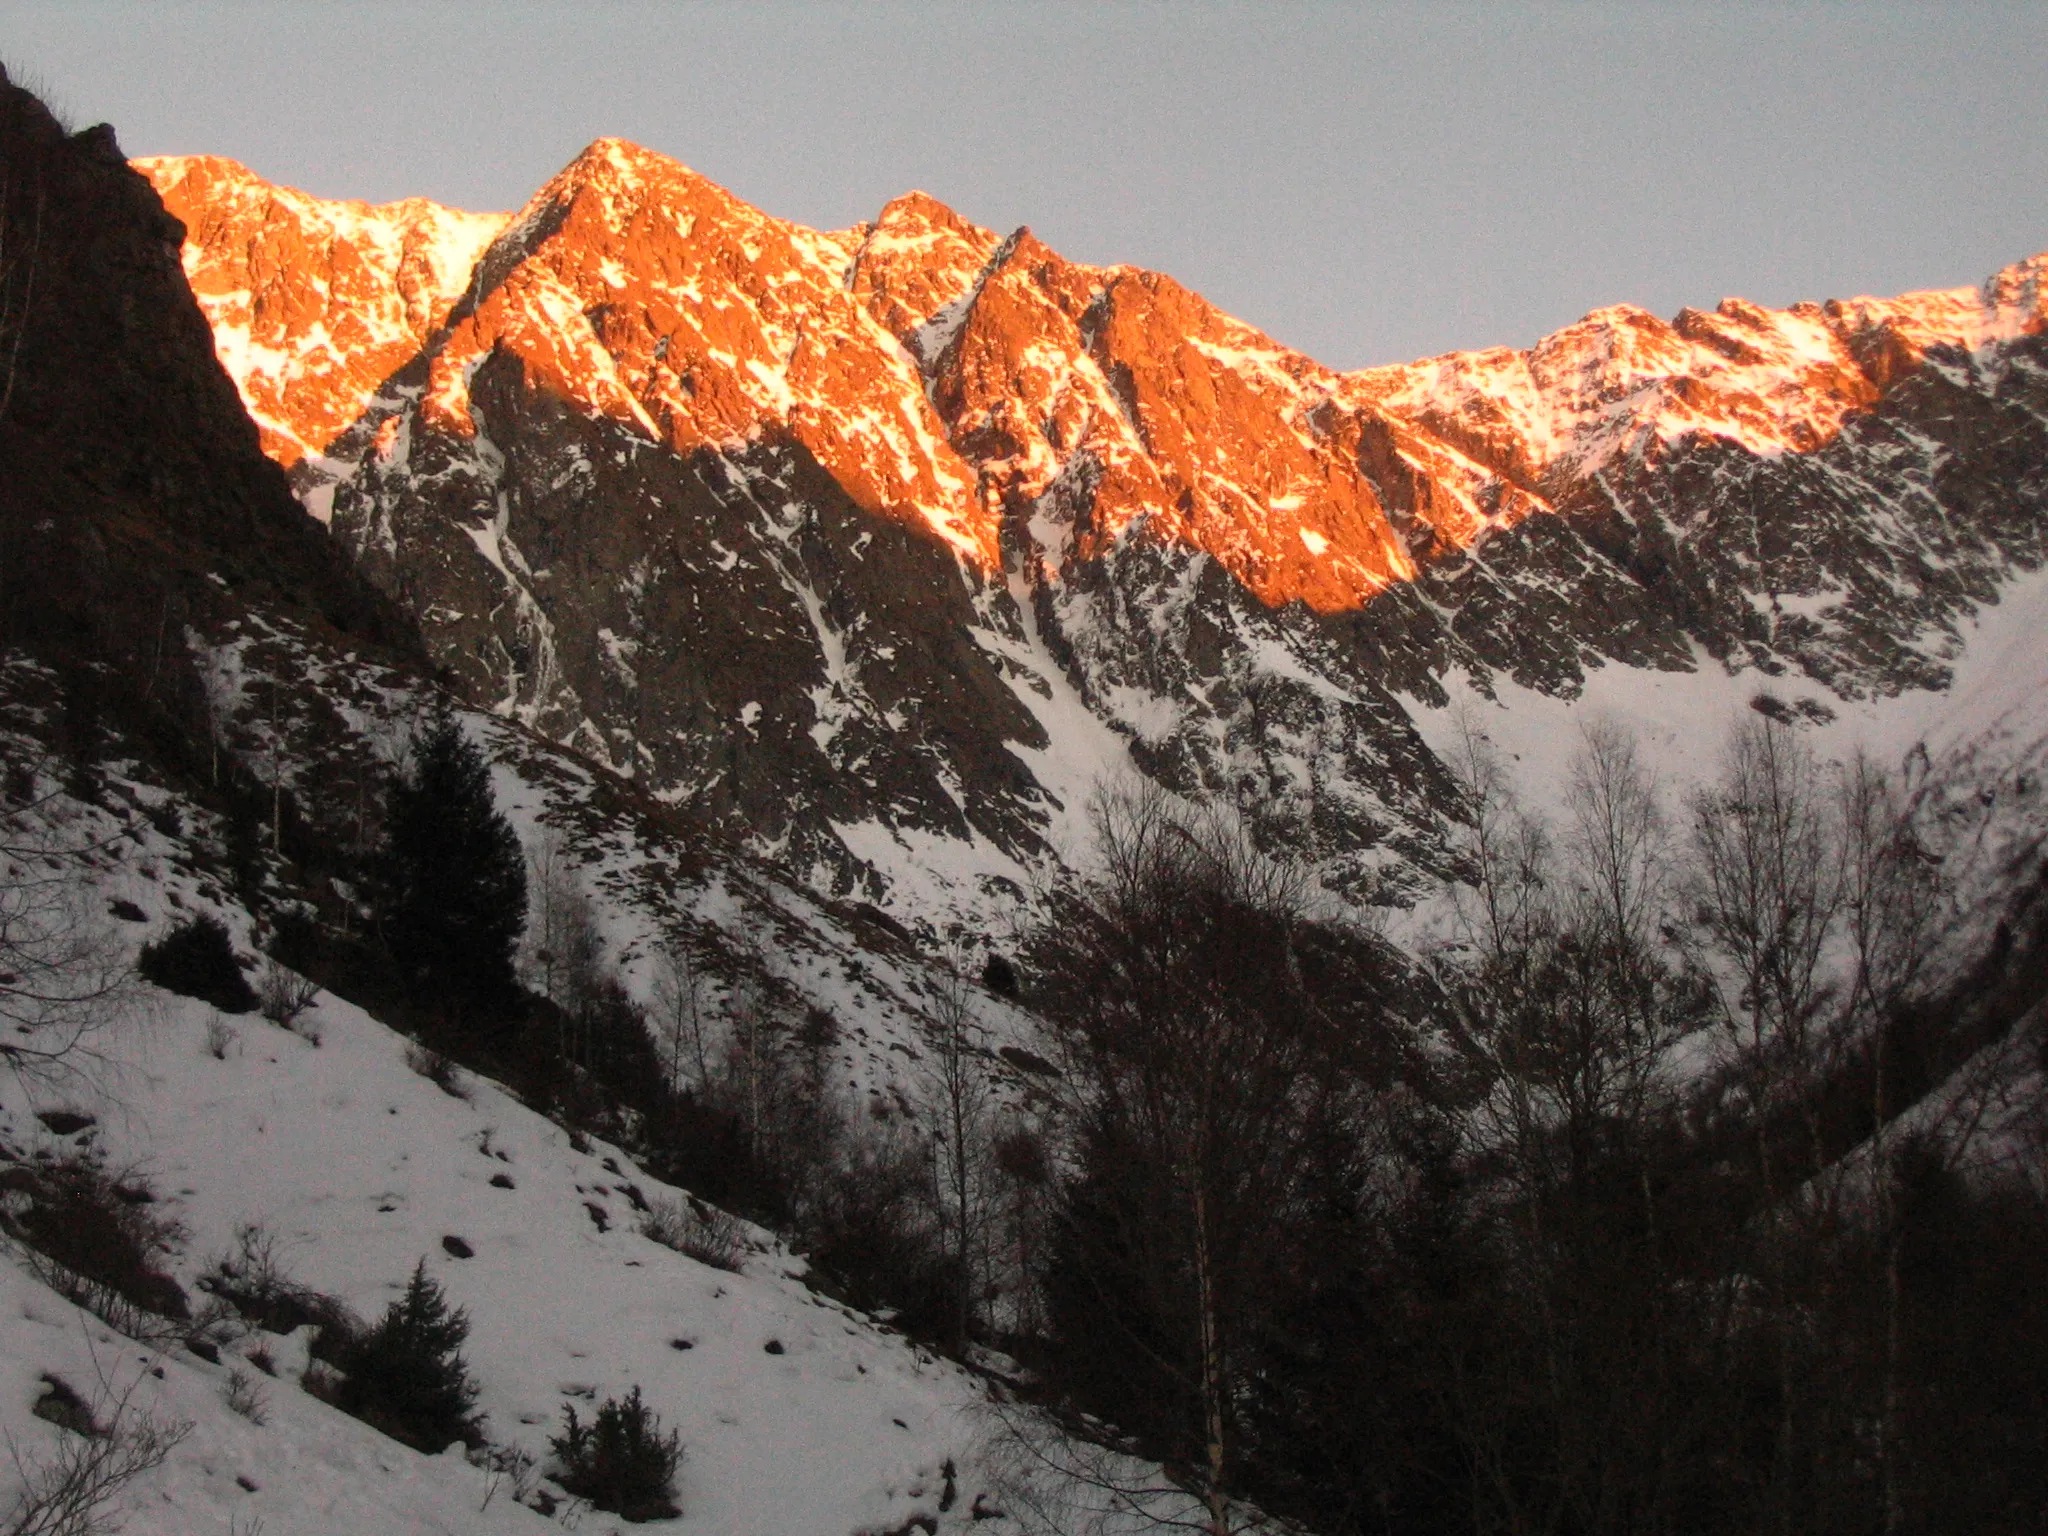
[0,774,1207,1536]
[2,982,996,1535]
[183,604,1046,1115]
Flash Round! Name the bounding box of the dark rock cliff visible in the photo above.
[0,65,417,681]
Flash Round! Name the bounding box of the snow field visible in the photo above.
[3,965,1026,1534]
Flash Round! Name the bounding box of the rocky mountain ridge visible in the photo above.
[0,89,1112,1534]
[140,143,2048,920]
[7,68,2046,1535]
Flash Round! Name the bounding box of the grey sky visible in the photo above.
[6,1,2043,369]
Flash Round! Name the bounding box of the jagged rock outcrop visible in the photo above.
[139,139,2048,916]
[138,154,508,477]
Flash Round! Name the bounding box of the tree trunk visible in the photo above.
[1193,1176,1229,1536]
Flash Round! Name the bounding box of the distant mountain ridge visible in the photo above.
[139,143,2048,919]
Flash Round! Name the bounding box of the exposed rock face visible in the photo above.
[140,155,507,477]
[0,71,414,691]
[139,140,2048,918]
[1346,283,2048,705]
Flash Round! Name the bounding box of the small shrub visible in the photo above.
[257,957,321,1032]
[138,915,257,1013]
[331,1259,482,1452]
[404,1040,468,1099]
[549,1385,682,1523]
[640,1195,745,1273]
[204,1013,239,1060]
[0,1155,190,1334]
[223,1366,269,1425]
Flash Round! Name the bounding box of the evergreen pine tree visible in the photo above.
[336,1258,482,1452]
[551,1385,683,1522]
[381,709,526,1017]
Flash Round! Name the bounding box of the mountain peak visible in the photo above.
[873,188,985,239]
[543,135,729,211]
[852,192,1002,351]
[141,156,509,469]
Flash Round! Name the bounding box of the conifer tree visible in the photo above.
[381,709,526,1018]
[336,1259,482,1452]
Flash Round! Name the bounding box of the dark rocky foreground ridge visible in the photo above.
[0,72,417,682]
[143,144,2048,916]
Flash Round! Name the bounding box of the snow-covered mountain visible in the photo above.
[7,54,2048,1536]
[0,73,1231,1536]
[141,145,2048,927]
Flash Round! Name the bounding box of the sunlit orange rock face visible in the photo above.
[889,224,1424,609]
[139,155,507,467]
[1348,260,2048,496]
[143,142,2048,614]
[139,142,1458,610]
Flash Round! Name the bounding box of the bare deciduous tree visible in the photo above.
[1688,715,1847,1152]
[916,959,999,1352]
[1833,748,1951,1535]
[649,930,712,1092]
[4,1351,190,1536]
[523,829,602,1061]
[0,160,44,426]
[1436,717,1712,1535]
[1029,780,1362,1536]
[0,754,137,1095]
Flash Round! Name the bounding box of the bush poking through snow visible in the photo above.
[329,1259,483,1453]
[5,1366,191,1536]
[203,1012,238,1060]
[222,1366,268,1425]
[137,915,256,1013]
[256,958,320,1035]
[549,1385,682,1523]
[639,1194,745,1273]
[470,1442,540,1514]
[197,1222,358,1361]
[0,1156,189,1342]
[403,1040,468,1099]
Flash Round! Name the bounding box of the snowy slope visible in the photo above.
[1,982,1007,1536]
[1394,558,2048,969]
[0,740,1211,1534]
[1407,558,2048,824]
